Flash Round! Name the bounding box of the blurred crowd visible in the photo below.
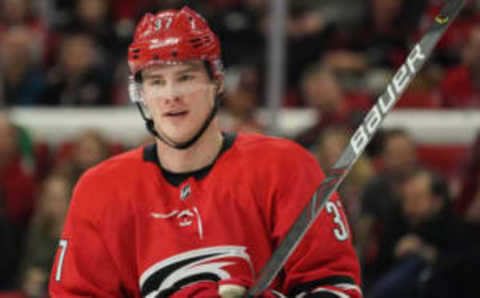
[1,0,480,298]
[2,0,480,109]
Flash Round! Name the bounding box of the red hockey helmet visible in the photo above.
[128,6,223,80]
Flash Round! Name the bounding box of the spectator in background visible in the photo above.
[295,63,362,149]
[455,132,480,221]
[420,138,480,298]
[206,0,266,67]
[0,112,36,229]
[63,0,120,57]
[368,168,453,298]
[357,129,418,288]
[111,0,151,22]
[361,129,418,227]
[55,129,111,185]
[0,0,53,68]
[222,89,264,134]
[348,0,412,69]
[222,65,264,134]
[321,50,368,82]
[0,112,36,289]
[20,174,72,298]
[284,1,337,91]
[0,26,45,106]
[111,58,130,105]
[441,25,480,108]
[313,126,373,233]
[41,33,112,105]
[0,0,44,34]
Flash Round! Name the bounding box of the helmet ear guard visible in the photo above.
[128,75,142,103]
[129,75,155,137]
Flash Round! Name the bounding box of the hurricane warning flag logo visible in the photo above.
[139,246,254,298]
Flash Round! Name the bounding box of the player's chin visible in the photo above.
[161,127,197,145]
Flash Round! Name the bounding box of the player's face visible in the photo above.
[140,61,217,145]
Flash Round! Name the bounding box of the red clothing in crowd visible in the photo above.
[441,65,480,108]
[0,155,36,229]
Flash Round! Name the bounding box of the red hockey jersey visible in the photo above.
[50,133,361,297]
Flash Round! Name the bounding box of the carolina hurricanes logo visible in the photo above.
[140,246,254,297]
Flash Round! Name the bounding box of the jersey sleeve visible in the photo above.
[49,171,124,297]
[266,142,362,298]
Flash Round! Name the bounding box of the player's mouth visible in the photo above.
[164,110,189,117]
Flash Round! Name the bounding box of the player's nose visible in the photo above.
[162,83,182,104]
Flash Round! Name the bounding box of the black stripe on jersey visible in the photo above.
[143,132,237,186]
[141,254,220,297]
[302,292,342,298]
[155,273,220,298]
[171,273,220,290]
[288,275,356,297]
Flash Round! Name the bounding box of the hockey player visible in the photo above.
[49,6,361,298]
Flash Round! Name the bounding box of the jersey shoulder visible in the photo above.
[68,146,147,222]
[234,133,318,166]
[81,146,146,183]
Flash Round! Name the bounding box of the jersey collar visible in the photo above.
[143,132,237,186]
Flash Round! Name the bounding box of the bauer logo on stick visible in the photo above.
[350,44,427,155]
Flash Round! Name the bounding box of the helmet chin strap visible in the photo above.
[136,97,220,150]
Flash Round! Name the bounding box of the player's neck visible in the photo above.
[156,121,223,173]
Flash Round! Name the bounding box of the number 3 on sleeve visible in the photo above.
[326,201,349,241]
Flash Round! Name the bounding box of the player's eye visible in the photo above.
[178,74,194,82]
[148,78,165,86]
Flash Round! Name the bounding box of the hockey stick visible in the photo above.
[246,0,465,296]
